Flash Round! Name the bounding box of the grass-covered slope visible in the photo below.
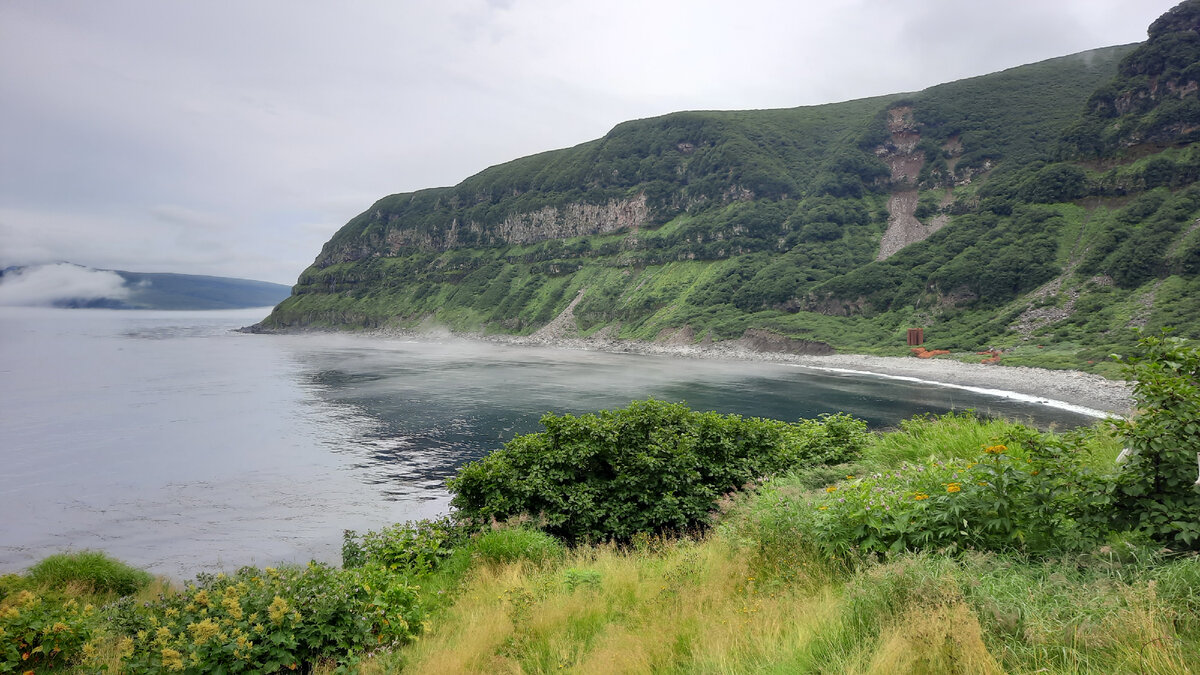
[262,2,1200,373]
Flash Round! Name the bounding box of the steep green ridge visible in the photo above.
[113,270,292,310]
[262,1,1200,373]
[0,263,292,310]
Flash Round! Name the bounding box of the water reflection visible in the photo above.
[281,336,1098,505]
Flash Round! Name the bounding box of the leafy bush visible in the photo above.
[343,517,472,573]
[1,589,98,672]
[474,528,565,566]
[116,562,423,673]
[808,425,1111,558]
[1109,333,1200,549]
[447,400,867,542]
[27,551,151,596]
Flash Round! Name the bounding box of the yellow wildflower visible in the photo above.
[222,594,244,620]
[945,483,962,493]
[161,647,185,672]
[268,596,291,625]
[983,444,1007,455]
[51,622,71,633]
[817,505,828,510]
[192,590,210,608]
[913,492,929,501]
[156,626,172,644]
[117,636,135,657]
[188,618,220,646]
[825,485,838,493]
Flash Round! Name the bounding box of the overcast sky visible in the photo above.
[0,0,1177,285]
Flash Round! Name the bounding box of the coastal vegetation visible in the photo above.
[5,333,1200,673]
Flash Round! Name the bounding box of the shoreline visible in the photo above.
[250,325,1133,417]
[482,334,1134,419]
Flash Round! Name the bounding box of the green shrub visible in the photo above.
[343,517,472,573]
[447,400,867,542]
[1110,333,1200,549]
[809,425,1111,557]
[27,551,151,596]
[474,528,565,566]
[116,562,423,673]
[0,588,98,672]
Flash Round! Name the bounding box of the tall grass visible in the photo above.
[358,412,1194,674]
[26,550,152,597]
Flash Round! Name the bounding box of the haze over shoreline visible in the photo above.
[246,325,1133,418]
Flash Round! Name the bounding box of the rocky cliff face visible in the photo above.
[370,194,650,254]
[1071,0,1200,152]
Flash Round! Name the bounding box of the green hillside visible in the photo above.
[261,1,1200,374]
[115,271,292,310]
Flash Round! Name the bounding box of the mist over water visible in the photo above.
[0,308,1098,579]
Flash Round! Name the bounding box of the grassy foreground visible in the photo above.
[4,413,1198,673]
[369,412,1198,674]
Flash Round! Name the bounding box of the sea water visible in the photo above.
[0,307,1099,578]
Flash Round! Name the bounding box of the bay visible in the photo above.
[0,307,1098,579]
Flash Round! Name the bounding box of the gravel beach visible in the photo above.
[478,333,1134,418]
[251,323,1134,418]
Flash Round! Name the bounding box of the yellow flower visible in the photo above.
[825,485,838,493]
[117,636,135,657]
[945,483,961,493]
[818,505,829,510]
[222,595,244,620]
[983,444,1007,455]
[188,618,220,646]
[913,492,929,501]
[161,647,185,672]
[268,596,291,625]
[192,590,210,608]
[845,475,855,480]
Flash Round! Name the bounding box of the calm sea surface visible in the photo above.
[0,307,1100,578]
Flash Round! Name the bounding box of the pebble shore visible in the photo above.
[478,333,1134,418]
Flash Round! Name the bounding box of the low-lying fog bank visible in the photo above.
[483,334,1133,418]
[252,323,1132,418]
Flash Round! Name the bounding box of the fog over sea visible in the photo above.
[0,307,1100,579]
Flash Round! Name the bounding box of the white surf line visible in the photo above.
[792,364,1121,420]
